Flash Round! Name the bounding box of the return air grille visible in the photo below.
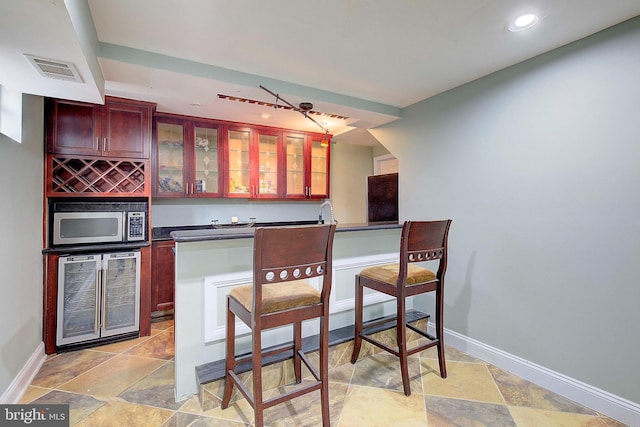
[24,54,83,83]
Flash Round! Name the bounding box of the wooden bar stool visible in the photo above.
[221,224,336,427]
[350,220,452,396]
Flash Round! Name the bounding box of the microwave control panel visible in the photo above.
[127,211,146,241]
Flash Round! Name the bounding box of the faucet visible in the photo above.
[318,200,336,224]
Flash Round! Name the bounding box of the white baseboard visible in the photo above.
[0,342,46,404]
[435,324,640,427]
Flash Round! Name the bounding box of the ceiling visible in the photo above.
[2,1,640,145]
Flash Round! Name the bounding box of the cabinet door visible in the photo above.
[46,98,100,156]
[102,252,140,337]
[284,133,306,199]
[151,241,175,315]
[256,131,280,198]
[57,254,100,346]
[308,135,330,199]
[155,120,187,197]
[226,127,252,197]
[101,99,151,159]
[192,123,222,196]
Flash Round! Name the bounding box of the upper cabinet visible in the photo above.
[308,134,331,199]
[46,97,154,159]
[225,126,253,197]
[154,115,222,198]
[151,113,331,200]
[44,97,155,197]
[283,132,330,199]
[225,126,283,199]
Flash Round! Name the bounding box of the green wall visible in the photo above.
[0,95,44,399]
[372,17,640,404]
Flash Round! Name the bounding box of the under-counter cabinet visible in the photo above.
[151,240,175,318]
[42,246,153,355]
[45,97,154,159]
[154,116,222,197]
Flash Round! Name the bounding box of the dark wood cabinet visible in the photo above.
[152,112,331,199]
[151,240,175,318]
[46,96,154,159]
[154,115,223,197]
[42,246,152,355]
[44,97,155,197]
[283,132,330,199]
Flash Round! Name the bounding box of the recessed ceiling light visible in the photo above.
[508,13,539,32]
[261,113,270,119]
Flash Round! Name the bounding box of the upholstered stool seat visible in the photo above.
[359,264,436,286]
[351,220,452,396]
[229,280,320,314]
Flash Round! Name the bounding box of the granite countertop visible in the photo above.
[162,221,401,243]
[152,220,319,241]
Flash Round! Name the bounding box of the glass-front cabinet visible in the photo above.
[308,134,330,199]
[283,132,330,199]
[226,127,252,197]
[225,127,283,199]
[153,113,330,199]
[155,119,185,196]
[257,130,280,198]
[194,124,220,195]
[154,116,222,197]
[284,133,306,198]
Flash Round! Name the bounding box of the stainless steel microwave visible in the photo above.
[50,200,147,246]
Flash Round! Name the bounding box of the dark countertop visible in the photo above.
[152,220,319,241]
[42,240,151,255]
[167,221,401,243]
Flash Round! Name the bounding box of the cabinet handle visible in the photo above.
[95,269,101,334]
[103,138,107,152]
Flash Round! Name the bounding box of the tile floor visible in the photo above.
[20,319,628,426]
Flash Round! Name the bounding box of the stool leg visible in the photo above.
[397,293,411,396]
[222,300,236,409]
[320,314,330,427]
[253,328,264,427]
[294,321,302,383]
[350,275,363,364]
[436,285,447,378]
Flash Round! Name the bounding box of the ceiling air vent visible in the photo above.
[24,54,83,83]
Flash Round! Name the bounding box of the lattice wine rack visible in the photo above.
[49,156,147,195]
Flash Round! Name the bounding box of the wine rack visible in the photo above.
[48,156,147,195]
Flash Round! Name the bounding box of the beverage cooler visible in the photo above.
[57,251,141,346]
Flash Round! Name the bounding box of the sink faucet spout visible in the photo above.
[318,200,336,224]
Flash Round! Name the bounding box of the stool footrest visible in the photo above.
[264,381,322,409]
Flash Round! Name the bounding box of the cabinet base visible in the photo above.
[55,331,139,353]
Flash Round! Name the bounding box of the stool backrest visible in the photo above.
[253,224,336,310]
[401,220,452,278]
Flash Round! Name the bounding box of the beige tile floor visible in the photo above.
[20,320,628,426]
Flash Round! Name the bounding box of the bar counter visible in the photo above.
[171,221,403,400]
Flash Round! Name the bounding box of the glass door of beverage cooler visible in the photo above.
[101,251,140,337]
[57,254,101,346]
[57,251,140,347]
